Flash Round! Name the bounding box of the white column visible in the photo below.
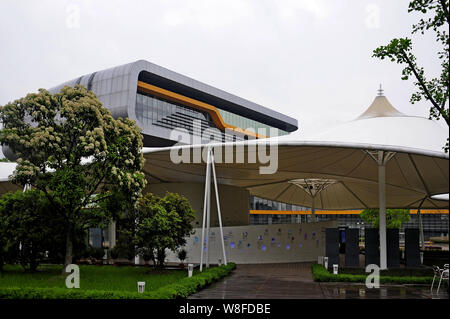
[365,150,395,270]
[211,150,227,265]
[378,158,387,270]
[200,148,211,272]
[205,155,211,269]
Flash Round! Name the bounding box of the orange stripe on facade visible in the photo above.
[249,209,449,215]
[137,81,267,139]
[409,209,449,214]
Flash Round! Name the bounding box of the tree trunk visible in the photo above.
[30,258,39,273]
[63,230,73,273]
[157,249,166,269]
[29,246,39,273]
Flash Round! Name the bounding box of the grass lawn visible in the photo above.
[0,264,199,293]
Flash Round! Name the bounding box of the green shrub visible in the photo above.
[90,247,105,260]
[109,247,119,259]
[177,249,187,263]
[311,264,433,284]
[141,248,153,263]
[0,263,236,299]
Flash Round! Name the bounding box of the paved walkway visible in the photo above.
[188,263,448,299]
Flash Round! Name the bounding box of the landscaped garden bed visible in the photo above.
[311,264,433,284]
[0,263,236,299]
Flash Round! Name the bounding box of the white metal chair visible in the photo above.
[431,265,441,292]
[437,268,449,294]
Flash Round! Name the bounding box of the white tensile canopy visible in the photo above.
[142,141,448,210]
[142,95,448,210]
[141,94,449,269]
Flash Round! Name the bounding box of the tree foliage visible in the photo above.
[360,208,411,229]
[372,0,449,152]
[0,85,146,267]
[0,190,62,272]
[133,192,195,268]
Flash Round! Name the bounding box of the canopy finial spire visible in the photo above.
[377,84,384,96]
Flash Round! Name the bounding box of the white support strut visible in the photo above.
[206,151,211,269]
[211,150,227,265]
[417,197,426,252]
[288,178,337,223]
[365,150,396,270]
[378,156,387,270]
[199,148,211,272]
[200,147,227,271]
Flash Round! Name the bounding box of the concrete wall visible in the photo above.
[164,221,338,264]
[145,182,250,227]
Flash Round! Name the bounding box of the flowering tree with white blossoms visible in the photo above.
[0,85,147,268]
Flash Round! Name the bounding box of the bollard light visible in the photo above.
[333,264,338,275]
[137,281,145,293]
[323,257,329,270]
[188,264,194,277]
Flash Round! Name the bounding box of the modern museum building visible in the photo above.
[1,60,447,266]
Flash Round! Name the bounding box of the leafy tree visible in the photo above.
[177,249,187,264]
[0,190,62,272]
[0,85,146,269]
[0,197,12,272]
[45,226,88,265]
[372,0,449,152]
[159,192,196,249]
[134,192,195,268]
[134,193,180,268]
[360,208,411,229]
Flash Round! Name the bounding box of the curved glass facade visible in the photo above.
[135,91,289,139]
[250,196,311,224]
[136,93,214,129]
[218,109,289,137]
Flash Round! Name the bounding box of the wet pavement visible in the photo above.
[188,263,449,299]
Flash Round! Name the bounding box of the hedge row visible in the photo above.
[0,263,236,299]
[147,262,236,299]
[311,264,433,284]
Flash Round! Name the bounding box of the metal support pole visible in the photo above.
[206,151,211,269]
[378,153,387,270]
[311,196,316,222]
[365,149,395,271]
[199,148,211,272]
[417,198,426,252]
[211,150,227,265]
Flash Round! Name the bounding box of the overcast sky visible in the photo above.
[0,0,447,141]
